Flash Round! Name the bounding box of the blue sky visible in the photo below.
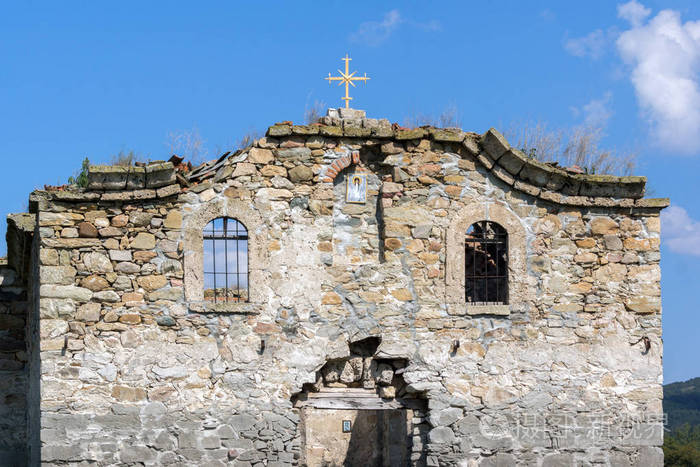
[1,1,699,383]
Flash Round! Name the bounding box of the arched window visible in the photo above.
[465,221,508,304]
[203,217,248,303]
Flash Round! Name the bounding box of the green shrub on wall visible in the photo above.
[67,157,90,188]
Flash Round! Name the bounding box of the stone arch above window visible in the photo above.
[446,203,528,313]
[183,198,266,312]
[321,149,361,183]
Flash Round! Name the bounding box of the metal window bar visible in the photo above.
[203,217,249,303]
[465,221,508,305]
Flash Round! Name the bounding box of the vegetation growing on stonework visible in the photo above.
[110,150,144,166]
[304,99,327,124]
[66,126,266,183]
[235,129,262,150]
[505,120,637,176]
[166,126,263,164]
[68,150,146,187]
[166,127,207,163]
[68,150,147,187]
[67,157,90,188]
[404,104,461,128]
[403,105,636,176]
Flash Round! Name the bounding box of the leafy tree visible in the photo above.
[665,377,700,431]
[664,423,700,466]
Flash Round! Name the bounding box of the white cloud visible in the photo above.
[565,29,608,59]
[661,205,700,256]
[618,0,651,27]
[582,92,614,126]
[350,10,402,46]
[349,10,440,47]
[569,92,614,127]
[616,4,700,154]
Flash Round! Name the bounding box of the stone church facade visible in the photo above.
[0,109,667,466]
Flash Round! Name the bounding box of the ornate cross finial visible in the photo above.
[325,54,370,109]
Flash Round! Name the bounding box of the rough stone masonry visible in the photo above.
[0,107,668,466]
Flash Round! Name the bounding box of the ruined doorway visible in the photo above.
[292,337,428,466]
[299,404,420,466]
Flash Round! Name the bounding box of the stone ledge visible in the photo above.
[43,191,101,202]
[319,125,343,137]
[479,128,647,200]
[156,184,181,198]
[41,238,102,248]
[291,125,320,136]
[394,128,427,140]
[429,128,465,143]
[465,304,511,316]
[328,108,366,119]
[635,198,670,208]
[145,163,176,188]
[268,124,292,137]
[342,125,371,138]
[54,183,182,203]
[87,165,129,190]
[87,162,175,191]
[188,301,262,314]
[100,189,157,201]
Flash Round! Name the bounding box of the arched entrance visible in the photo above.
[292,337,429,466]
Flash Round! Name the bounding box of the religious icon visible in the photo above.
[346,174,367,204]
[342,420,352,432]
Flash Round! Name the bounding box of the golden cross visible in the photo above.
[325,54,370,109]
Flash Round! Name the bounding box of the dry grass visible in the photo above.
[504,121,637,176]
[403,104,636,175]
[404,104,461,129]
[236,129,262,150]
[110,150,144,166]
[166,128,207,164]
[304,100,327,124]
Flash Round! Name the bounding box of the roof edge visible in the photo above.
[262,120,653,204]
[30,114,667,211]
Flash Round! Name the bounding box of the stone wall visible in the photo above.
[0,266,29,465]
[0,213,35,465]
[22,109,668,466]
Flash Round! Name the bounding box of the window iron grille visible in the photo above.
[203,217,249,303]
[465,221,508,305]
